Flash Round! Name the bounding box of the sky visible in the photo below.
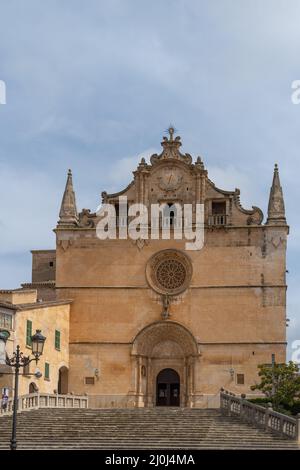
[0,0,299,359]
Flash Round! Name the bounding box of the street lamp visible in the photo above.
[1,329,46,451]
[31,330,46,359]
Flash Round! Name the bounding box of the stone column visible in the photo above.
[186,356,195,408]
[189,357,195,408]
[140,174,144,204]
[137,356,144,407]
[183,357,188,407]
[195,174,201,203]
[134,173,141,203]
[146,357,153,407]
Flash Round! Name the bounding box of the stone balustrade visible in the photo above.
[0,392,88,416]
[208,214,228,226]
[220,389,300,443]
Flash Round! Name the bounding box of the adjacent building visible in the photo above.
[0,289,70,396]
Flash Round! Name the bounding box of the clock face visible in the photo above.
[158,167,183,191]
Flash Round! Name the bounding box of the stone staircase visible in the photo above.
[0,408,299,450]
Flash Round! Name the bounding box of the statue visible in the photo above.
[161,294,170,320]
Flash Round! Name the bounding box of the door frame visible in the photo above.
[156,368,180,407]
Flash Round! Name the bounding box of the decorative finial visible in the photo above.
[274,163,278,171]
[68,168,72,175]
[166,125,176,142]
[138,157,147,169]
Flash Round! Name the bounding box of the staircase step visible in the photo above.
[0,408,298,450]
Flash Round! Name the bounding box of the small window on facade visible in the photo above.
[85,377,95,385]
[0,312,12,330]
[212,201,226,214]
[55,330,61,351]
[26,320,32,347]
[163,203,176,227]
[237,373,245,385]
[44,362,50,380]
[49,261,54,267]
[115,202,128,226]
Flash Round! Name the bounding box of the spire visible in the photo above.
[266,164,286,225]
[58,169,78,227]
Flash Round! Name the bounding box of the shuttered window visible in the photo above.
[55,330,61,351]
[26,320,32,347]
[45,362,50,380]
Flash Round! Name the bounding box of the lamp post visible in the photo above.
[0,329,46,451]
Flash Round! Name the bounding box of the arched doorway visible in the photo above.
[29,382,38,394]
[156,368,180,407]
[132,321,199,407]
[58,366,69,394]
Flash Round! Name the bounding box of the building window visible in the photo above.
[55,330,61,351]
[85,377,95,385]
[44,362,50,380]
[237,373,245,385]
[0,312,12,330]
[26,320,32,347]
[162,203,178,228]
[212,201,226,214]
[209,201,227,226]
[49,261,54,267]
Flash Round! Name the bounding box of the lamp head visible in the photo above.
[31,330,46,360]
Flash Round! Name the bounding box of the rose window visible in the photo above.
[146,249,192,295]
[156,259,186,290]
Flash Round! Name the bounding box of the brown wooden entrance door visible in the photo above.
[156,368,180,407]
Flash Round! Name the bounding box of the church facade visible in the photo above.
[1,129,288,408]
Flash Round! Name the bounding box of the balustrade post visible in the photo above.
[296,414,300,444]
[228,395,232,417]
[240,394,246,419]
[265,402,272,431]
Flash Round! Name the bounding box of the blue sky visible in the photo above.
[0,0,299,358]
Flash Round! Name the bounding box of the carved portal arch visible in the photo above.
[131,321,199,408]
[132,321,199,357]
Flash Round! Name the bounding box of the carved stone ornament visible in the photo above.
[146,249,192,296]
[132,238,149,250]
[150,127,193,166]
[78,208,96,228]
[270,235,285,249]
[161,294,171,320]
[57,239,73,251]
[157,166,183,192]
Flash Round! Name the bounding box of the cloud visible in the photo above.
[0,163,59,254]
[105,148,157,191]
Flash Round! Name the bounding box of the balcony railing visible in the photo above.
[116,216,184,229]
[113,215,228,229]
[220,389,300,442]
[208,214,228,226]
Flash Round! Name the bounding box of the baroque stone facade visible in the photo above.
[2,129,288,408]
